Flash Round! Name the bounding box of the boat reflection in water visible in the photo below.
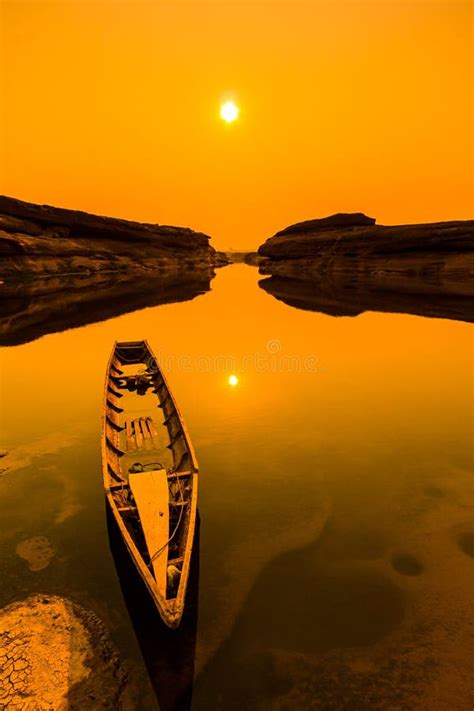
[106,506,200,711]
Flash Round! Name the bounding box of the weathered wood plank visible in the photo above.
[125,420,135,451]
[134,420,143,449]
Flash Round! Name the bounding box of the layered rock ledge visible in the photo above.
[0,195,217,277]
[258,213,474,322]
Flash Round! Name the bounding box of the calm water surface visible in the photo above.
[1,265,473,709]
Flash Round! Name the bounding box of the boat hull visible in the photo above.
[101,340,199,628]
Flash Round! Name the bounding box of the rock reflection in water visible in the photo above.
[259,274,474,323]
[0,269,213,346]
[106,506,199,711]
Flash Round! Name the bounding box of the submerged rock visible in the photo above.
[0,595,128,709]
[16,536,55,572]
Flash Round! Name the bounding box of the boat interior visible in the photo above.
[104,341,195,602]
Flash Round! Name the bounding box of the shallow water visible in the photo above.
[0,265,473,709]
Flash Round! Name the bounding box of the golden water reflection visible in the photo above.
[0,265,472,708]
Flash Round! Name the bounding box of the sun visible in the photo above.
[220,100,239,123]
[228,374,239,386]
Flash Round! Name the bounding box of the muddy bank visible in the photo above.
[257,213,474,322]
[0,269,212,346]
[0,594,129,709]
[0,195,218,277]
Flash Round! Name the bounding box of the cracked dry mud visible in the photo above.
[0,595,128,710]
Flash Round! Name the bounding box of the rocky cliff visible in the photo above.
[258,213,474,322]
[0,195,217,276]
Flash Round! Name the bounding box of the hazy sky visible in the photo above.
[1,0,472,249]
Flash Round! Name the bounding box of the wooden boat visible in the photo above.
[102,340,198,628]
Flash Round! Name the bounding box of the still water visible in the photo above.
[1,265,473,709]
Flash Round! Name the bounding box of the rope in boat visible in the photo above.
[150,469,187,563]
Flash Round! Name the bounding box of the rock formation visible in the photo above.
[273,212,376,238]
[258,213,474,322]
[0,195,218,276]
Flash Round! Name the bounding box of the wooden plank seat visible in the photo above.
[147,417,158,438]
[125,416,159,451]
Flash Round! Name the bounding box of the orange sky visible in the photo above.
[1,0,472,249]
